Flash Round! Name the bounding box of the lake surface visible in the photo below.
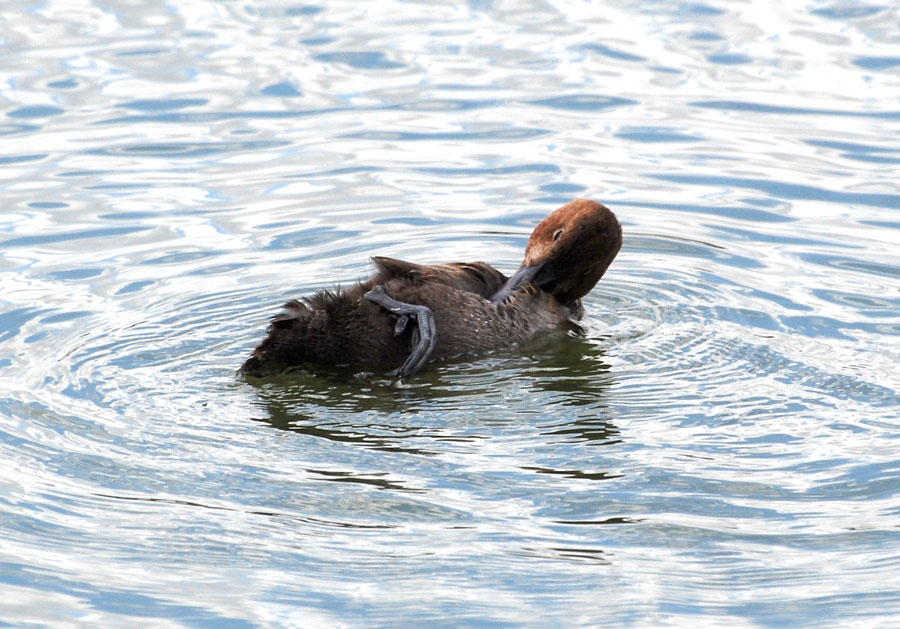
[2,1,899,626]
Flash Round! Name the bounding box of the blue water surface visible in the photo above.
[1,1,899,626]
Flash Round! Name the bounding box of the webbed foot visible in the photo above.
[364,285,437,378]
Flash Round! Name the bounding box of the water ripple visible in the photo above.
[2,0,900,625]
[692,100,900,119]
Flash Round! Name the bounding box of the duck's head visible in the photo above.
[494,199,622,305]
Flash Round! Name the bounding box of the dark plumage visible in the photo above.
[241,199,622,377]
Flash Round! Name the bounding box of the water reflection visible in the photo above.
[246,334,618,455]
[250,388,438,456]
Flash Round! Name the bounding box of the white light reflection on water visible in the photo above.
[1,0,900,625]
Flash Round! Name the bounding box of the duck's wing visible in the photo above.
[371,256,507,299]
[444,261,509,298]
[370,256,430,279]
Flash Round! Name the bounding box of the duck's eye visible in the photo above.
[553,229,564,241]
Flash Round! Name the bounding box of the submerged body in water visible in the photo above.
[241,199,623,378]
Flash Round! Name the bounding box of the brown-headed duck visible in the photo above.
[240,199,622,378]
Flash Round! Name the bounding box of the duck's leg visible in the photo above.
[364,285,437,378]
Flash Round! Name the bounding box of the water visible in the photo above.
[2,0,899,625]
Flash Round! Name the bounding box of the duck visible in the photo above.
[240,199,622,378]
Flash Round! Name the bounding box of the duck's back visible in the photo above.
[370,256,508,298]
[239,257,571,376]
[239,285,410,376]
